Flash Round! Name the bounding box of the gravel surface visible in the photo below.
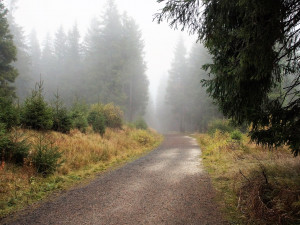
[2,134,227,225]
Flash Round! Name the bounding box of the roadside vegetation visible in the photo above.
[195,120,300,224]
[0,82,161,218]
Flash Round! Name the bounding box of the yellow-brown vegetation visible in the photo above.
[0,126,162,217]
[195,131,300,224]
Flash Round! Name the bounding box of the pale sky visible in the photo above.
[6,0,197,102]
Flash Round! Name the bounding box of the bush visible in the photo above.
[32,135,63,176]
[208,119,235,135]
[0,97,19,130]
[52,108,72,133]
[70,100,88,133]
[103,103,123,128]
[230,130,242,142]
[88,104,106,136]
[134,118,148,130]
[51,91,72,133]
[0,125,29,165]
[21,81,53,130]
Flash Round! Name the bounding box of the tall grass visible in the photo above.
[195,131,300,224]
[0,126,162,217]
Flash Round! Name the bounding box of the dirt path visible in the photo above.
[2,134,226,225]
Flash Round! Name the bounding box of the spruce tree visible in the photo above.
[156,0,300,155]
[121,15,148,121]
[165,38,187,132]
[7,0,31,101]
[0,0,18,99]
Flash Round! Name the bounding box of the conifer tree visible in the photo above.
[166,38,187,132]
[0,0,17,99]
[121,15,148,121]
[6,0,31,101]
[28,29,41,86]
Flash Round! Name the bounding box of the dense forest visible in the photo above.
[155,39,221,132]
[7,0,149,122]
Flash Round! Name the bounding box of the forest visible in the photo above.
[0,0,299,224]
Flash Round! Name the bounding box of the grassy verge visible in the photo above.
[0,126,163,218]
[195,131,300,225]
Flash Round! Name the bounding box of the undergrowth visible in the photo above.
[195,131,300,225]
[0,126,162,218]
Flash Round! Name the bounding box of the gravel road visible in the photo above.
[2,134,226,225]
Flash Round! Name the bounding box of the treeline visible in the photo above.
[156,39,222,132]
[0,0,150,176]
[7,0,148,121]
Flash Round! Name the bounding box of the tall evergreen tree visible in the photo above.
[97,0,124,105]
[40,33,55,99]
[121,15,148,121]
[165,38,187,132]
[63,23,82,103]
[28,29,41,86]
[0,0,17,99]
[156,0,300,154]
[6,0,31,101]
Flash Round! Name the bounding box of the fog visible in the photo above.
[8,0,195,98]
[5,0,222,132]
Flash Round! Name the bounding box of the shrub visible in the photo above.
[88,104,106,136]
[70,100,88,133]
[134,118,148,130]
[51,92,72,133]
[21,81,53,130]
[0,97,19,130]
[0,125,29,165]
[32,135,63,176]
[103,103,123,128]
[52,108,72,133]
[230,130,242,142]
[208,119,235,135]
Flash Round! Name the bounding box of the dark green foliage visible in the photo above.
[156,0,300,155]
[134,118,148,130]
[52,108,72,134]
[51,91,72,133]
[92,113,106,136]
[70,99,88,133]
[7,2,32,101]
[32,135,62,176]
[88,104,106,136]
[0,1,18,99]
[0,97,19,130]
[0,125,29,166]
[21,81,53,130]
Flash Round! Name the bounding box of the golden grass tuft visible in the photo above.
[0,126,162,217]
[195,131,300,224]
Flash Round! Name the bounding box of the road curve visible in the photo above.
[2,134,226,225]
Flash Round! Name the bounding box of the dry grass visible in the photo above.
[0,126,162,217]
[195,131,300,225]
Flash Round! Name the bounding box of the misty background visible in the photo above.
[4,0,222,132]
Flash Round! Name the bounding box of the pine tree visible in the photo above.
[0,0,18,99]
[165,38,187,132]
[121,15,148,121]
[40,33,55,99]
[6,0,31,101]
[156,0,300,154]
[28,29,41,86]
